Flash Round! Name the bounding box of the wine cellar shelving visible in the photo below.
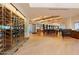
[0,4,25,54]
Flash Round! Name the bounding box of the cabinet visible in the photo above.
[0,5,5,52]
[0,4,25,53]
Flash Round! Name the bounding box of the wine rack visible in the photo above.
[0,5,4,53]
[0,4,25,54]
[4,7,12,50]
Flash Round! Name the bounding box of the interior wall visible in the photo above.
[64,15,79,30]
[71,16,79,30]
[64,16,72,29]
[24,18,30,38]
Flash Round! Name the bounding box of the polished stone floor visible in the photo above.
[15,32,79,55]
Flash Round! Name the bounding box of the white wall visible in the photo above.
[64,15,79,30]
[71,16,79,30]
[24,18,30,38]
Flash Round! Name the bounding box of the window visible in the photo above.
[74,22,79,30]
[59,24,65,29]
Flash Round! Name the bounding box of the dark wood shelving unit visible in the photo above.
[0,4,25,54]
[0,5,5,53]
